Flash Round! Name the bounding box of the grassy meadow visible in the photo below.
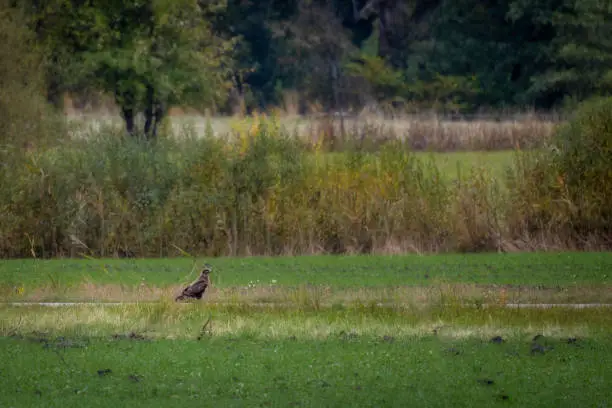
[2,252,612,407]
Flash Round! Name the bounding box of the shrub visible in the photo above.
[504,150,563,247]
[0,3,64,155]
[452,165,504,252]
[0,3,66,256]
[3,110,612,258]
[553,97,612,235]
[505,97,612,248]
[163,118,310,256]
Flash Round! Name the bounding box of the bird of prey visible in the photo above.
[175,264,212,301]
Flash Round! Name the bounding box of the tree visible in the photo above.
[209,0,299,112]
[398,0,558,108]
[345,0,479,112]
[22,0,612,114]
[0,1,56,151]
[274,0,356,111]
[505,0,565,107]
[32,0,236,138]
[354,0,441,68]
[543,0,612,102]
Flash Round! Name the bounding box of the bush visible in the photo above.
[553,97,612,234]
[3,110,612,258]
[0,3,63,154]
[505,97,612,248]
[1,127,190,257]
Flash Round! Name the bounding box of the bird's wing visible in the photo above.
[185,279,208,295]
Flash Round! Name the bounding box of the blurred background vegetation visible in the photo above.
[0,0,611,258]
[5,0,612,118]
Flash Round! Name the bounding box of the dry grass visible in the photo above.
[1,299,607,341]
[64,111,558,152]
[6,282,612,306]
[304,113,558,151]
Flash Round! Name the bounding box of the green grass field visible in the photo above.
[420,150,516,180]
[1,302,611,407]
[2,252,611,288]
[2,252,611,305]
[315,150,516,180]
[2,252,611,407]
[1,334,610,408]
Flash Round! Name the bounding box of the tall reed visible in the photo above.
[1,107,609,258]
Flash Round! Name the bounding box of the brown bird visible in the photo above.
[175,264,212,301]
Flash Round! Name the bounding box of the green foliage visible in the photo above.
[552,97,612,230]
[0,1,62,153]
[14,0,612,113]
[3,252,611,289]
[1,331,612,407]
[1,112,610,258]
[345,54,406,102]
[505,149,563,237]
[543,0,612,101]
[506,97,612,241]
[404,74,481,113]
[33,0,236,136]
[0,0,66,231]
[345,53,479,112]
[276,1,356,110]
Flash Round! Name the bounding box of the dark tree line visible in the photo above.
[219,0,611,112]
[5,0,612,135]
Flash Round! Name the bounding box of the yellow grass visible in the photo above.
[6,282,612,306]
[65,111,558,151]
[0,301,602,341]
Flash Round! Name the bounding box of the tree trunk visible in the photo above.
[377,0,393,60]
[144,83,155,138]
[152,101,166,139]
[46,77,63,111]
[116,90,137,136]
[143,84,166,139]
[121,106,136,136]
[329,58,346,141]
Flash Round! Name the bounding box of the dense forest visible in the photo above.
[5,0,612,127]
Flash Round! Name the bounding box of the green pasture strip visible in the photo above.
[421,150,516,179]
[1,252,611,290]
[314,150,516,180]
[1,333,610,408]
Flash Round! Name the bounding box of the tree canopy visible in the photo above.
[0,0,55,150]
[30,0,236,137]
[11,0,612,128]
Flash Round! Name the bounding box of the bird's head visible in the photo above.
[201,264,213,275]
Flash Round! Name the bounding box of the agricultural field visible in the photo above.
[1,253,612,407]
